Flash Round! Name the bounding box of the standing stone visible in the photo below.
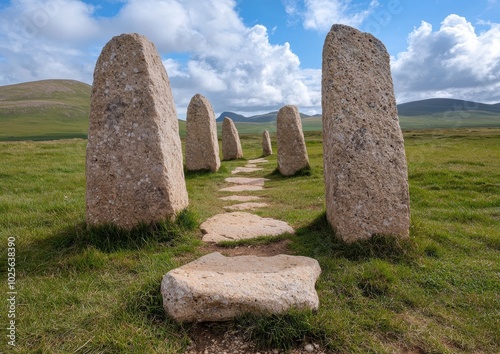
[262,130,273,156]
[86,33,188,229]
[222,117,243,160]
[276,105,309,176]
[185,94,220,172]
[322,24,410,243]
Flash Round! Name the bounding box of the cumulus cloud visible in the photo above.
[0,0,321,116]
[392,14,500,103]
[283,0,379,32]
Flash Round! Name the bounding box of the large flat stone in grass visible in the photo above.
[161,252,321,322]
[225,177,269,186]
[224,202,269,211]
[219,185,263,192]
[231,167,263,174]
[201,212,294,243]
[219,195,262,202]
[248,158,269,164]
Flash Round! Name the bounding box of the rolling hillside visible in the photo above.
[1,80,499,141]
[0,79,92,141]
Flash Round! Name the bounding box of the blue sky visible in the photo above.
[0,0,499,117]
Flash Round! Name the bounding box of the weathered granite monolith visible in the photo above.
[322,24,410,243]
[222,117,243,160]
[276,105,309,176]
[86,33,189,229]
[262,130,272,156]
[185,94,220,172]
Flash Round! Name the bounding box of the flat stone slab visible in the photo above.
[201,212,294,243]
[219,195,262,202]
[219,185,263,192]
[231,167,264,174]
[248,158,269,164]
[161,252,321,322]
[225,177,269,186]
[224,202,269,211]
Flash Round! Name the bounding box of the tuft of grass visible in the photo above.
[57,208,199,253]
[294,213,419,264]
[237,310,325,351]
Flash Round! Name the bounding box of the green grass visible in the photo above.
[0,80,92,141]
[1,128,499,353]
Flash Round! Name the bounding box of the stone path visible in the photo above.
[161,156,323,353]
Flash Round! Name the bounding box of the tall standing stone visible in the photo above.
[262,130,272,156]
[222,117,243,160]
[276,105,309,176]
[185,94,220,172]
[86,33,189,229]
[322,24,410,243]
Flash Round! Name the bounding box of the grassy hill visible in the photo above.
[0,79,91,141]
[1,80,499,141]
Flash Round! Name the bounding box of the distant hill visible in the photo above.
[397,98,500,130]
[397,98,500,116]
[1,79,499,141]
[0,79,91,141]
[216,111,321,123]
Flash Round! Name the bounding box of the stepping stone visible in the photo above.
[225,177,269,186]
[200,212,294,243]
[224,202,269,211]
[219,185,263,192]
[231,167,264,174]
[248,158,269,164]
[219,195,262,202]
[161,252,321,322]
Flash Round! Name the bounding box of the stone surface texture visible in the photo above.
[262,130,273,156]
[86,33,188,228]
[225,177,269,186]
[219,195,262,202]
[248,158,269,164]
[219,185,263,192]
[161,252,321,322]
[322,24,410,243]
[277,105,310,176]
[185,94,220,172]
[200,212,294,243]
[222,117,243,160]
[223,202,269,211]
[231,166,264,174]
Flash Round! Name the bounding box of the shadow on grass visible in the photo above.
[19,209,199,274]
[184,165,229,179]
[294,213,419,264]
[264,165,312,180]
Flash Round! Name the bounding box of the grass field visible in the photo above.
[0,128,499,353]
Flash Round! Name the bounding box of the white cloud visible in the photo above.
[284,0,379,32]
[392,14,500,103]
[0,0,321,116]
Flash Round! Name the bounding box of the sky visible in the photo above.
[0,0,499,118]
